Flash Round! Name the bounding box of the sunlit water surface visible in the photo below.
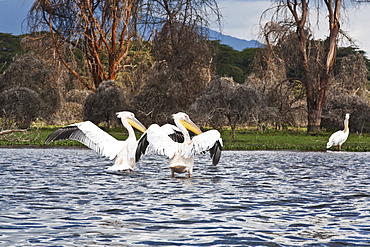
[0,148,370,246]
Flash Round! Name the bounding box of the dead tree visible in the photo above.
[261,0,364,133]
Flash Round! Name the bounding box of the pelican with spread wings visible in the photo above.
[45,111,147,171]
[136,112,222,177]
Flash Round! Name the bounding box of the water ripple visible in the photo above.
[0,148,370,246]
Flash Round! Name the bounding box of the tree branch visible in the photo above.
[0,129,27,135]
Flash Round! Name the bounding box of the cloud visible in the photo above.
[215,0,271,41]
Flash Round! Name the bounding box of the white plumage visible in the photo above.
[326,113,350,150]
[45,111,147,171]
[136,112,223,177]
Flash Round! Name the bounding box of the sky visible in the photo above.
[1,0,370,54]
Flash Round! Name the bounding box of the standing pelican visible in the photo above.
[326,113,350,151]
[136,112,222,178]
[45,111,147,171]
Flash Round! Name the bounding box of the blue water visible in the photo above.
[0,148,369,246]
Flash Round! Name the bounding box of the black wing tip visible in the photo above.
[45,125,79,143]
[135,133,149,162]
[210,140,222,165]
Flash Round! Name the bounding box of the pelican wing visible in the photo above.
[161,124,185,143]
[45,121,121,159]
[327,130,342,148]
[189,130,223,165]
[136,124,178,162]
[327,130,348,149]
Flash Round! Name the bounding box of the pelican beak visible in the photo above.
[180,119,202,135]
[127,117,147,133]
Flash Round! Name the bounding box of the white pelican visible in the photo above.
[45,111,147,171]
[136,112,223,178]
[326,113,350,151]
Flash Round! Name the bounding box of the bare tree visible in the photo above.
[190,77,274,140]
[260,0,363,133]
[27,0,147,91]
[130,0,221,123]
[322,91,370,133]
[322,50,369,133]
[248,29,310,128]
[142,0,221,33]
[133,23,213,123]
[335,51,368,95]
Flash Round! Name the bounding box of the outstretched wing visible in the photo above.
[136,124,178,162]
[190,130,223,165]
[45,121,122,159]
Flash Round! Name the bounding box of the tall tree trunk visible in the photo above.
[306,0,340,133]
[284,0,342,133]
[305,71,331,133]
[306,82,323,133]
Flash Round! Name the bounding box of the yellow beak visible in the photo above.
[127,117,147,133]
[180,119,202,135]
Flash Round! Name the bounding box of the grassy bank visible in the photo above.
[0,126,369,152]
[221,128,369,151]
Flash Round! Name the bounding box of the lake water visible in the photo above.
[0,148,369,246]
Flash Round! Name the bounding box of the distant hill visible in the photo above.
[208,29,263,51]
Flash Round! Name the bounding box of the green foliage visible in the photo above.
[209,40,261,83]
[219,127,370,152]
[0,33,25,74]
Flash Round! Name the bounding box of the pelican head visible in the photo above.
[345,113,350,119]
[172,112,202,135]
[116,111,147,133]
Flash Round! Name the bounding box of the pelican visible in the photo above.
[136,112,222,178]
[45,111,147,171]
[326,113,350,151]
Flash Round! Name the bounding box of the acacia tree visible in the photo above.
[261,0,360,133]
[130,0,221,123]
[27,0,221,93]
[27,0,146,91]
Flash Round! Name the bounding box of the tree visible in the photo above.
[0,33,25,74]
[190,77,275,140]
[26,0,221,93]
[131,0,221,123]
[0,53,61,128]
[209,41,261,83]
[261,0,360,133]
[83,80,128,126]
[27,0,147,91]
[132,23,213,124]
[322,48,370,133]
[335,49,369,95]
[0,87,42,128]
[322,92,370,133]
[248,29,310,128]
